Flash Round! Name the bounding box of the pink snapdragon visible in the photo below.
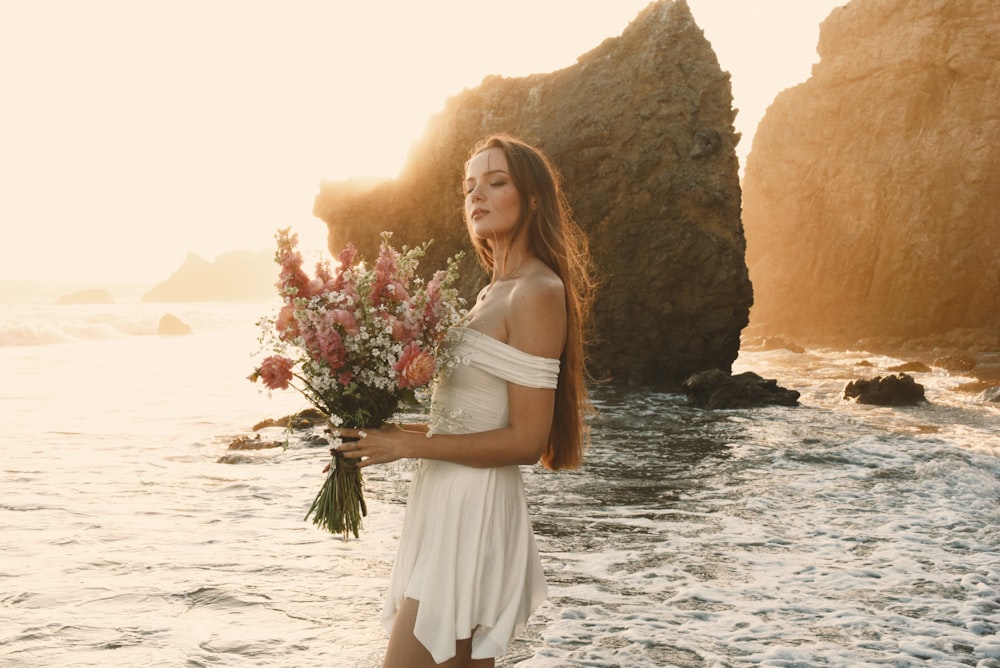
[275,229,311,298]
[393,342,436,389]
[372,243,408,306]
[422,269,446,333]
[301,312,347,371]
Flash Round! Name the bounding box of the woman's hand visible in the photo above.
[335,426,412,468]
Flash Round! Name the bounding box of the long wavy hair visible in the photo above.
[465,134,595,470]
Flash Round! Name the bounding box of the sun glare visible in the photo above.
[0,0,842,286]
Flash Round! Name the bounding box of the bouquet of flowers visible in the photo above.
[250,228,466,540]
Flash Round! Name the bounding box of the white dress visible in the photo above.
[381,326,559,663]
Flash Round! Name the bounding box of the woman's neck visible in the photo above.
[489,236,532,285]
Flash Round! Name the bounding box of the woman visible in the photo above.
[340,134,593,667]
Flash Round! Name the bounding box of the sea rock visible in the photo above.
[844,373,927,406]
[226,434,283,451]
[312,0,750,387]
[252,409,328,432]
[741,0,1000,350]
[142,249,276,302]
[56,288,114,305]
[157,313,192,335]
[682,368,800,409]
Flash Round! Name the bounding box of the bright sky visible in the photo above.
[0,0,844,285]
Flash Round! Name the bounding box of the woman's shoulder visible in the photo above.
[506,264,566,358]
[510,261,564,302]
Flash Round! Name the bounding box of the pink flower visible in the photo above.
[337,243,358,270]
[314,260,334,285]
[301,311,347,371]
[254,355,294,390]
[387,315,406,342]
[372,243,407,306]
[422,270,445,331]
[331,309,360,336]
[306,277,325,297]
[275,229,311,297]
[275,304,300,340]
[393,342,435,389]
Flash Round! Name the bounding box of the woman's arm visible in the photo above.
[346,385,554,469]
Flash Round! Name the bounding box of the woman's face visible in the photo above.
[464,147,522,243]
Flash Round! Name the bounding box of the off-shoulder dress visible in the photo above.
[380,326,559,663]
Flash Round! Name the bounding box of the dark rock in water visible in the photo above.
[252,409,328,431]
[844,373,927,406]
[682,369,800,409]
[742,0,1000,350]
[227,434,283,450]
[979,386,1000,403]
[157,313,192,335]
[56,288,114,305]
[312,0,750,388]
[888,361,932,373]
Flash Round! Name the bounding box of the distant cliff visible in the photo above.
[142,249,275,302]
[313,0,751,386]
[742,0,1000,351]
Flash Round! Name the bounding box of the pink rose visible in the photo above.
[254,355,294,390]
[393,342,435,389]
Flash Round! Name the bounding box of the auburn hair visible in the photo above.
[465,134,595,470]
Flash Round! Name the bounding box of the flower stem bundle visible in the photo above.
[304,446,367,541]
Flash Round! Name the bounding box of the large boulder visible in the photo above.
[313,0,751,387]
[844,373,927,406]
[742,0,1000,351]
[682,369,800,409]
[157,313,192,335]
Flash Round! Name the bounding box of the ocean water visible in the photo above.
[2,282,999,668]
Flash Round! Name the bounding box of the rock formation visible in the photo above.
[157,313,192,335]
[142,249,276,302]
[56,288,114,305]
[682,369,800,409]
[742,0,1000,352]
[313,0,751,386]
[844,373,927,406]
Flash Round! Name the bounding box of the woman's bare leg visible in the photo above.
[383,598,496,668]
[469,657,495,668]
